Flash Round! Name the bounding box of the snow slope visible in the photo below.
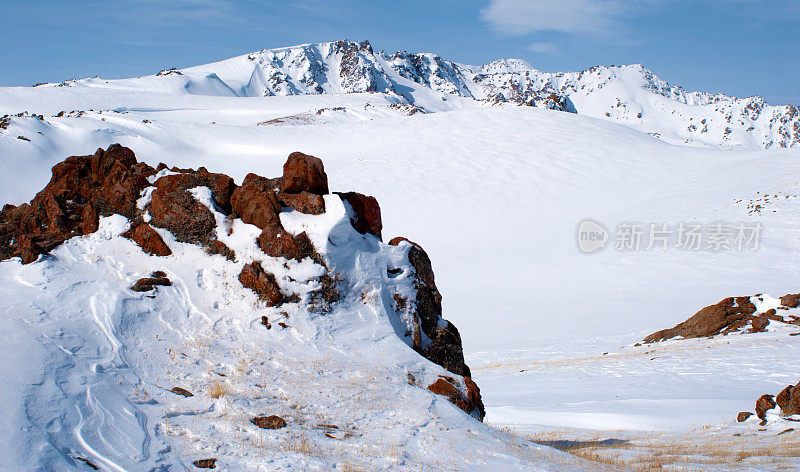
[25,39,800,149]
[3,44,800,470]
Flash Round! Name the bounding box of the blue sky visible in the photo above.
[2,0,798,105]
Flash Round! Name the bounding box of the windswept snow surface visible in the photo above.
[2,52,800,470]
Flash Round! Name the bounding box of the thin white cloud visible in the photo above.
[481,0,631,35]
[528,42,559,54]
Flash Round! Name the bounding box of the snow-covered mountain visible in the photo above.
[39,39,800,149]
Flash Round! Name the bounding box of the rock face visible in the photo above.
[644,293,800,343]
[0,144,486,422]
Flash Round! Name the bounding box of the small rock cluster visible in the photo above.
[644,293,800,343]
[739,381,800,425]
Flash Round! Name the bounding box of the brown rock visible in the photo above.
[251,415,287,429]
[278,191,325,215]
[750,316,770,333]
[123,223,172,256]
[0,144,156,263]
[644,296,761,342]
[782,294,800,308]
[756,394,776,420]
[170,386,194,397]
[205,239,235,261]
[737,411,753,422]
[238,262,284,306]
[230,174,282,230]
[192,458,217,469]
[777,383,800,416]
[131,275,172,292]
[427,377,484,420]
[257,229,317,261]
[149,173,219,245]
[281,152,328,195]
[336,192,382,239]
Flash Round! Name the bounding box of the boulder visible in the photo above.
[123,223,172,256]
[777,383,800,416]
[132,275,172,292]
[281,152,328,195]
[148,173,224,245]
[337,192,382,239]
[427,376,484,420]
[781,294,800,308]
[238,262,284,306]
[230,173,282,230]
[737,411,753,422]
[756,394,776,422]
[192,458,217,469]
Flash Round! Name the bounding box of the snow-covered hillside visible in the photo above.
[3,39,800,471]
[28,39,800,149]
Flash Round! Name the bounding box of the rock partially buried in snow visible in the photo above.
[756,394,776,424]
[281,151,329,195]
[238,262,285,306]
[123,222,172,256]
[737,411,753,422]
[427,376,485,420]
[192,458,217,469]
[132,274,172,292]
[251,415,287,429]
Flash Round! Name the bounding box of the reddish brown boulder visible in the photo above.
[0,144,156,263]
[336,192,382,239]
[777,383,800,416]
[123,223,172,256]
[192,458,217,469]
[756,394,776,422]
[278,191,325,215]
[281,152,328,195]
[149,172,228,245]
[230,174,282,230]
[737,411,753,422]
[427,376,484,420]
[251,415,287,429]
[749,316,770,333]
[781,294,800,308]
[131,275,172,292]
[238,262,284,306]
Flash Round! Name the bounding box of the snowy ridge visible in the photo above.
[30,39,800,149]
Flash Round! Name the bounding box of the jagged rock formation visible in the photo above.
[644,293,800,343]
[42,39,799,148]
[0,144,485,421]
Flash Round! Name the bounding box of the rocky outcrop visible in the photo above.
[0,144,155,263]
[0,144,485,422]
[644,293,800,343]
